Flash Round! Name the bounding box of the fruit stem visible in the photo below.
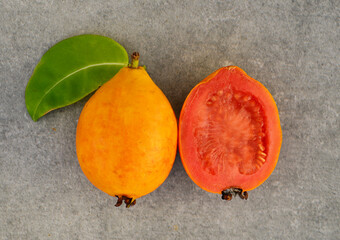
[130,52,140,69]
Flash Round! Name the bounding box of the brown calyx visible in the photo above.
[221,188,248,201]
[115,195,136,208]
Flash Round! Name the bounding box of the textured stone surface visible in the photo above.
[1,0,339,239]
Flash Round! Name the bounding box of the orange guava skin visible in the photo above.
[76,66,177,200]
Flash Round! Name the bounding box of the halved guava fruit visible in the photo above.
[179,66,282,200]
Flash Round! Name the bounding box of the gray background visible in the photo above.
[1,0,339,239]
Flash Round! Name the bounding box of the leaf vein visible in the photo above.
[32,62,126,119]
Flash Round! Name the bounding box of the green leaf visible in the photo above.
[25,34,128,121]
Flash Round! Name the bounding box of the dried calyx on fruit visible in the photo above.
[115,196,136,208]
[221,188,248,201]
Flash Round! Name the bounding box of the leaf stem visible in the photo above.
[130,52,140,69]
